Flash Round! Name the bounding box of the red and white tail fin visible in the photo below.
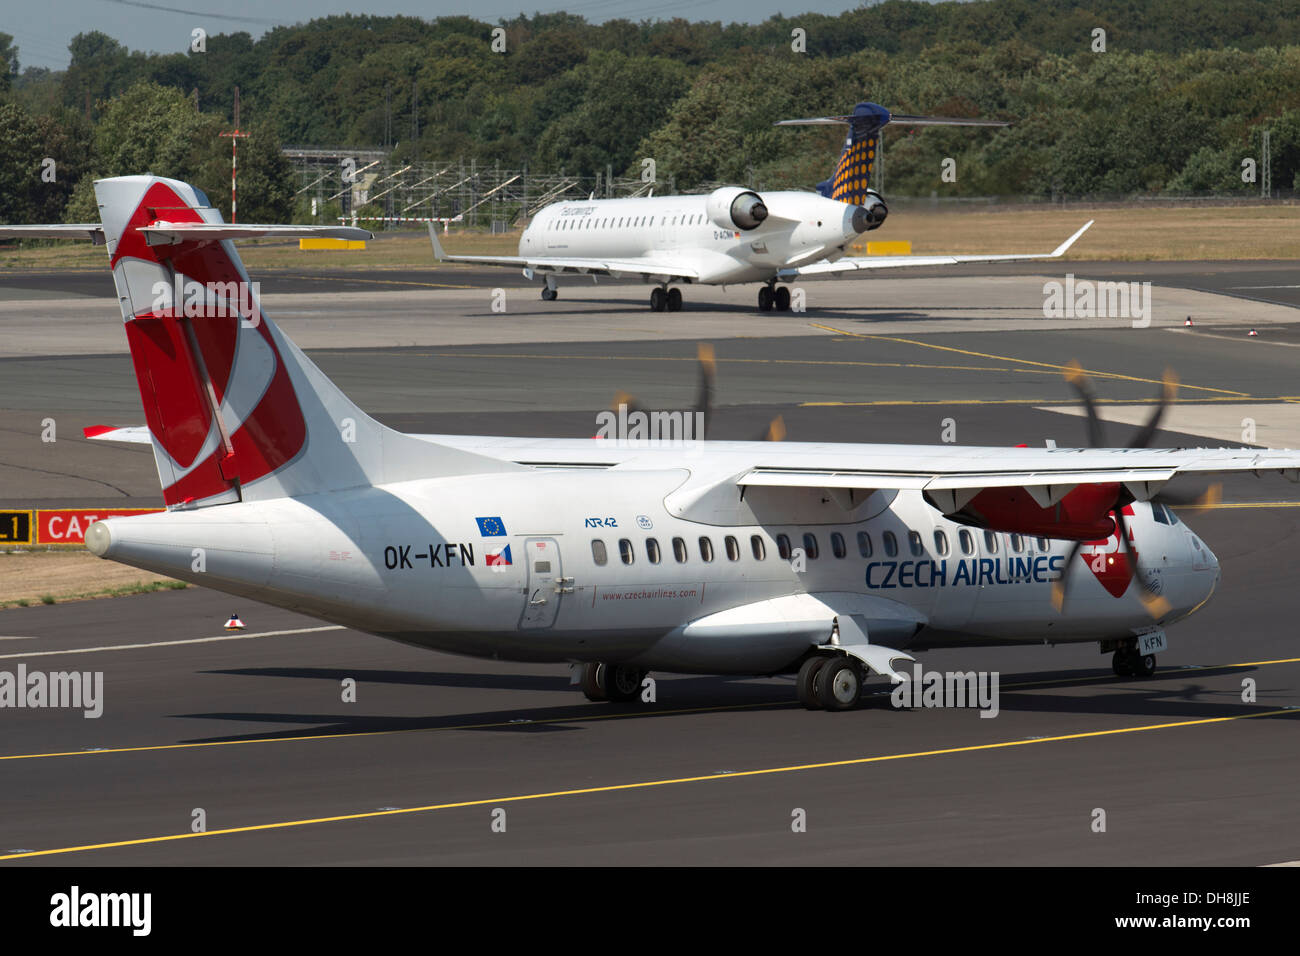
[93,175,521,508]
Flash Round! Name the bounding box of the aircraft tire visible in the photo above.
[605,664,645,702]
[758,286,775,311]
[1112,649,1136,677]
[580,662,607,701]
[650,288,667,311]
[775,286,791,311]
[1137,654,1157,678]
[541,287,558,301]
[817,657,864,711]
[797,656,828,710]
[667,287,683,311]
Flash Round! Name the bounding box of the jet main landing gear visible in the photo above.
[650,286,682,312]
[758,283,792,312]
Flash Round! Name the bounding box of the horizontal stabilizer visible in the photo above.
[0,223,372,245]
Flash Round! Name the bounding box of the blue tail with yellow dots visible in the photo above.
[777,102,1009,206]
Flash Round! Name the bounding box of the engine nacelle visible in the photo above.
[928,482,1121,542]
[706,187,768,231]
[853,190,888,232]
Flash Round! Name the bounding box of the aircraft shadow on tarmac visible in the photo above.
[166,663,1292,744]
[463,300,944,321]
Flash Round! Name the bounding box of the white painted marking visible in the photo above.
[0,637,37,641]
[0,625,344,660]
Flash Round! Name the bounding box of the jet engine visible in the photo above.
[852,190,888,232]
[705,187,768,231]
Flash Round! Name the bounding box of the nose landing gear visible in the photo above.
[1111,646,1157,678]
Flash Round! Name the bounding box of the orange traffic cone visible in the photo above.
[224,613,245,630]
[1184,316,1193,327]
[1249,328,1258,336]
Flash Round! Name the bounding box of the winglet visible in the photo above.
[427,222,447,261]
[1050,220,1094,258]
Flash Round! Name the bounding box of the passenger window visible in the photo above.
[699,537,714,563]
[672,537,687,563]
[591,540,607,565]
[883,531,898,557]
[908,531,924,557]
[831,532,846,559]
[934,530,950,557]
[1010,534,1024,553]
[751,535,766,560]
[777,534,792,560]
[725,536,740,560]
[646,538,661,564]
[983,530,1000,554]
[619,538,635,565]
[959,529,974,555]
[1037,536,1049,551]
[857,531,872,558]
[802,533,819,560]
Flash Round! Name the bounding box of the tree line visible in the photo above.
[2,0,1300,226]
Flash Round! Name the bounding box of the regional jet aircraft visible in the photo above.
[3,174,1295,711]
[429,101,1092,311]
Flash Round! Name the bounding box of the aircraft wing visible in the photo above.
[428,224,698,280]
[779,220,1093,279]
[412,435,1300,501]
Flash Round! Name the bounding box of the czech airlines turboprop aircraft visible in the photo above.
[7,174,1297,711]
[428,101,1092,312]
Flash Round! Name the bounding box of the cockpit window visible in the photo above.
[1152,503,1170,524]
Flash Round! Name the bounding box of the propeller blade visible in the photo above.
[610,390,641,413]
[1050,539,1084,612]
[1064,361,1106,447]
[695,343,715,440]
[1128,368,1179,449]
[1114,508,1172,618]
[759,415,786,442]
[1159,482,1222,511]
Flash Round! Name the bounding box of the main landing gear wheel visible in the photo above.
[667,287,683,311]
[816,657,864,711]
[797,656,830,710]
[581,662,645,702]
[758,286,775,311]
[774,286,791,311]
[580,662,607,701]
[650,287,667,311]
[604,663,646,702]
[1136,654,1157,678]
[541,286,557,301]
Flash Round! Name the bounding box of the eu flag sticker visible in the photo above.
[476,516,507,537]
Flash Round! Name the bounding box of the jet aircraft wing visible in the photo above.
[779,220,1093,278]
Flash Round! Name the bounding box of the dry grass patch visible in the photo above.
[0,550,185,609]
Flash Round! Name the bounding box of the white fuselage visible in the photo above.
[93,460,1219,675]
[519,192,864,284]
